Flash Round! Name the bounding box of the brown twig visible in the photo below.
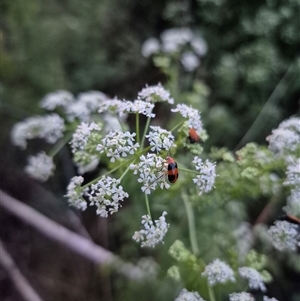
[0,239,44,301]
[0,189,146,280]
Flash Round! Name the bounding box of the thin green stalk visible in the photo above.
[144,193,151,218]
[182,192,199,255]
[48,132,73,157]
[135,113,140,144]
[82,157,136,189]
[140,116,152,149]
[169,120,185,133]
[208,285,216,301]
[179,167,198,174]
[119,163,132,181]
[117,117,126,132]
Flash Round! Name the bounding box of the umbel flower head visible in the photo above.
[130,153,170,194]
[171,104,203,132]
[146,126,175,153]
[137,83,174,104]
[229,292,254,301]
[192,157,216,195]
[24,152,55,182]
[66,176,129,217]
[238,267,266,292]
[268,220,299,251]
[96,130,139,162]
[174,288,206,301]
[132,211,169,247]
[11,114,65,149]
[267,117,300,156]
[201,259,235,286]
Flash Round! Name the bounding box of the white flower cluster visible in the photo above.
[132,211,169,247]
[283,188,300,216]
[138,83,174,104]
[40,90,75,110]
[268,220,299,251]
[238,267,266,292]
[24,152,55,182]
[130,153,170,194]
[201,259,235,286]
[263,296,278,301]
[41,90,109,122]
[229,292,254,301]
[192,157,216,195]
[86,176,129,217]
[65,176,87,211]
[130,99,155,118]
[98,97,156,118]
[266,117,300,156]
[70,122,101,153]
[142,27,207,72]
[66,176,128,217]
[66,91,108,122]
[11,114,65,149]
[96,130,139,162]
[174,288,206,301]
[283,158,300,188]
[171,104,203,132]
[146,126,175,152]
[98,98,130,117]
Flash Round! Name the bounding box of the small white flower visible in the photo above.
[141,37,160,57]
[268,220,299,251]
[234,222,253,260]
[239,267,266,292]
[174,288,206,301]
[192,157,216,195]
[129,99,155,118]
[284,158,300,188]
[77,156,99,175]
[146,126,175,152]
[66,91,109,122]
[86,176,129,217]
[283,188,300,216]
[161,28,193,53]
[171,104,202,132]
[70,122,101,153]
[24,152,55,182]
[40,90,75,110]
[138,84,174,104]
[201,259,235,286]
[96,130,139,162]
[65,176,87,211]
[98,98,131,117]
[191,36,208,56]
[130,153,170,194]
[132,211,169,247]
[266,117,300,155]
[229,292,254,301]
[11,114,65,149]
[263,296,279,301]
[181,51,200,72]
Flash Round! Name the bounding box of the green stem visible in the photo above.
[135,113,140,144]
[144,193,151,218]
[48,132,73,157]
[117,117,126,132]
[169,120,185,133]
[179,167,198,174]
[182,192,199,255]
[140,116,152,150]
[82,157,136,189]
[208,285,216,301]
[119,163,132,181]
